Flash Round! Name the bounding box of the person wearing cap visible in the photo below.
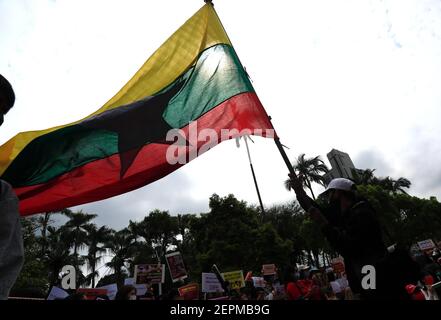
[0,74,24,300]
[287,174,409,299]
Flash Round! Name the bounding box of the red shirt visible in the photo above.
[286,282,302,300]
[296,279,312,296]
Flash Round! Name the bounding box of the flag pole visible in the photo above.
[268,116,298,178]
[243,137,266,220]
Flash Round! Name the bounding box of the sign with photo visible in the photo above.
[165,251,188,283]
[134,264,165,284]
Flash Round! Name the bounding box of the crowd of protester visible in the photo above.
[59,246,441,301]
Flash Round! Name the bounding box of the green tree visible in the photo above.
[187,194,292,276]
[134,210,179,259]
[264,202,307,265]
[11,217,49,298]
[357,184,441,248]
[353,169,411,195]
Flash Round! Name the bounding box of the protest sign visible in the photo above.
[165,251,188,283]
[262,264,277,275]
[252,277,265,288]
[96,283,118,300]
[221,270,245,290]
[202,273,224,293]
[77,288,108,300]
[124,278,148,296]
[134,264,165,284]
[418,239,436,252]
[47,286,69,300]
[178,283,199,300]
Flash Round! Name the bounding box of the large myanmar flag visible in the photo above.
[0,3,274,216]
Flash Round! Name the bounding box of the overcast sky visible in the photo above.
[1,0,441,230]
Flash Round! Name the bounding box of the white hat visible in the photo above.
[321,178,355,196]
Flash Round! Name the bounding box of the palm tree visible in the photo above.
[44,226,75,286]
[352,168,376,185]
[284,154,329,200]
[377,176,395,192]
[392,177,411,194]
[105,228,136,288]
[62,209,97,270]
[37,211,59,256]
[352,169,411,195]
[84,224,113,288]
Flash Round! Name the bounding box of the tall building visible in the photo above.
[323,149,360,185]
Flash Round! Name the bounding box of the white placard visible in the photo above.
[202,273,224,293]
[418,239,436,251]
[124,278,148,296]
[252,277,265,288]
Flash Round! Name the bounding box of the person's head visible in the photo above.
[141,290,155,300]
[0,74,15,126]
[240,292,249,300]
[255,288,265,300]
[311,274,323,286]
[298,265,310,280]
[115,285,137,300]
[284,266,298,283]
[265,280,273,290]
[327,271,336,283]
[322,178,357,212]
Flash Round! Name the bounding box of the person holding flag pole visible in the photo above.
[284,154,417,299]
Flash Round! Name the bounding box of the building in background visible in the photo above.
[323,149,361,185]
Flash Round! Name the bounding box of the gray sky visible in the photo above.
[1,0,441,230]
